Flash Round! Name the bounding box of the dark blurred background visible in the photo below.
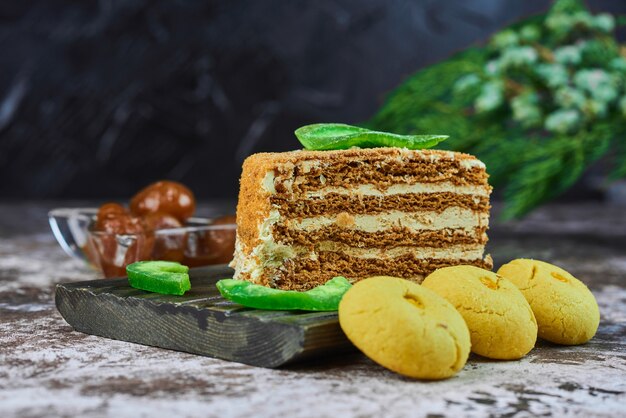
[2,0,626,200]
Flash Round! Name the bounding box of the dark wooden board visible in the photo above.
[55,265,353,368]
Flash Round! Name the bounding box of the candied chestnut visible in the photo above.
[141,212,183,232]
[94,203,130,232]
[142,212,186,262]
[130,180,196,222]
[184,215,236,267]
[95,213,144,235]
[97,202,128,218]
[90,211,154,277]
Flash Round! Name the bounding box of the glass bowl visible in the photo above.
[49,208,236,277]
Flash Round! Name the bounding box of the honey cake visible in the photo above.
[230,147,492,290]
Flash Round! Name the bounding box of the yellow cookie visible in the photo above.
[423,265,537,360]
[338,276,470,380]
[497,259,599,345]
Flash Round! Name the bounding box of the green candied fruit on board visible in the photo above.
[126,261,191,296]
[215,276,352,311]
[294,123,448,151]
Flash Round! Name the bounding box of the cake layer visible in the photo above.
[301,182,491,198]
[270,192,490,217]
[266,149,488,195]
[240,252,494,291]
[273,224,488,249]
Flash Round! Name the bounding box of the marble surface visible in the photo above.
[1,202,625,417]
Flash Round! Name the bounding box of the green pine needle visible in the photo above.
[501,137,586,220]
[367,0,626,219]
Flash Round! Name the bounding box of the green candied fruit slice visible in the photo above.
[126,261,191,296]
[215,276,352,311]
[294,123,448,151]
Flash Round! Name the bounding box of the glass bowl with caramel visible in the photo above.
[48,180,236,277]
[49,208,236,277]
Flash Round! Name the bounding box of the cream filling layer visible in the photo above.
[232,209,296,283]
[289,207,489,233]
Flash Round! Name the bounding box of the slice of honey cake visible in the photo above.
[230,147,492,290]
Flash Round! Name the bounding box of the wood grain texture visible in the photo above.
[55,265,352,368]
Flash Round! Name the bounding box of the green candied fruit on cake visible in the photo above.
[216,276,352,311]
[295,123,448,151]
[126,261,191,295]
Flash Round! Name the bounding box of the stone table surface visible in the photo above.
[1,201,625,418]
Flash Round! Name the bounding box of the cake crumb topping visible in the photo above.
[336,212,355,228]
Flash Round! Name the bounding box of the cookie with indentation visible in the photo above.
[497,259,599,345]
[422,265,537,360]
[338,276,470,380]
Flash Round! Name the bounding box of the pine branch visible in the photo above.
[501,127,614,219]
[501,137,587,219]
[582,123,613,163]
[367,0,625,218]
[471,132,531,188]
[368,49,487,136]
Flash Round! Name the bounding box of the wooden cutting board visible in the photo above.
[55,265,353,368]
